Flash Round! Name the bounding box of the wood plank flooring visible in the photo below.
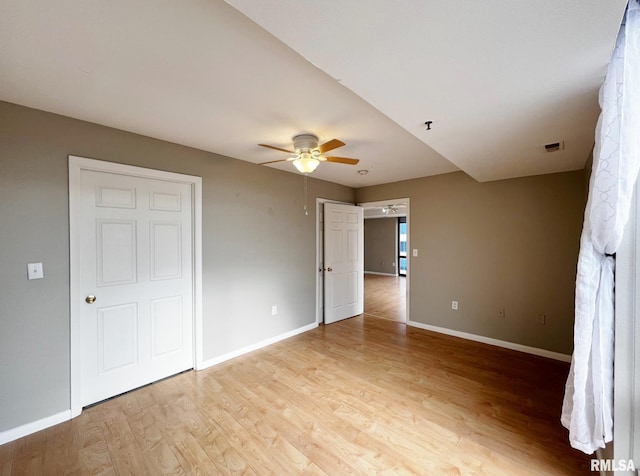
[1,316,589,475]
[364,274,406,322]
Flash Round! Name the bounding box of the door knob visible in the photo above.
[327,267,333,272]
[85,295,97,304]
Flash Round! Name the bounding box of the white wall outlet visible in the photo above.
[412,249,418,257]
[498,307,506,318]
[537,314,546,325]
[451,300,459,310]
[27,262,44,280]
[271,305,278,316]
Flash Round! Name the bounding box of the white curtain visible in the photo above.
[562,1,640,455]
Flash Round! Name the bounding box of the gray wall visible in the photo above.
[356,171,586,355]
[364,218,397,274]
[0,101,354,432]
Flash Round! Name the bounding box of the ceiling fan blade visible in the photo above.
[325,156,359,165]
[258,143,296,154]
[318,139,345,154]
[258,158,291,165]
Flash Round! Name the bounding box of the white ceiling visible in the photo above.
[0,1,626,187]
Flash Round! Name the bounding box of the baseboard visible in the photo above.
[198,322,318,370]
[407,320,572,362]
[364,271,398,276]
[0,410,71,445]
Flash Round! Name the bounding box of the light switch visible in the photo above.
[412,249,418,257]
[27,262,44,280]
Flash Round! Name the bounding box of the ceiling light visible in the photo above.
[358,169,368,175]
[293,154,320,174]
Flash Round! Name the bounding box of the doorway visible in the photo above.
[360,199,409,323]
[315,198,409,325]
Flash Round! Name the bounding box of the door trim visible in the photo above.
[68,156,203,417]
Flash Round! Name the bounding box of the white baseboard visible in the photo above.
[197,322,318,370]
[364,271,398,276]
[407,320,571,362]
[0,410,71,445]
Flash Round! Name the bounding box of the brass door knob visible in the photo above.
[327,267,333,272]
[85,295,97,304]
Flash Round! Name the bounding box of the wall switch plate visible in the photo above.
[271,305,278,316]
[498,308,506,319]
[27,262,44,280]
[412,249,418,257]
[451,300,459,310]
[537,314,546,325]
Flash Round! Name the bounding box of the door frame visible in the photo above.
[68,156,203,417]
[358,198,410,324]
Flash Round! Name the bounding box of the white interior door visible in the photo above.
[317,202,325,323]
[324,203,364,324]
[79,169,194,406]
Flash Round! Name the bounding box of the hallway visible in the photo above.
[364,274,406,322]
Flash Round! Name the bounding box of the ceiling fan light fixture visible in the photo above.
[258,134,357,172]
[293,156,320,174]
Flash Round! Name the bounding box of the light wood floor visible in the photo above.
[364,273,406,322]
[0,316,589,475]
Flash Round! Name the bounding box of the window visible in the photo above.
[398,217,407,276]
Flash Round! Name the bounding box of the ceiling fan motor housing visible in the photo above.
[293,134,319,153]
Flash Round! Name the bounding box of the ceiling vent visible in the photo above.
[543,141,565,153]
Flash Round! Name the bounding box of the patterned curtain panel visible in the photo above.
[562,1,640,455]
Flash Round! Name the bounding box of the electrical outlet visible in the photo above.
[537,314,546,325]
[271,305,278,316]
[498,307,506,319]
[451,300,459,310]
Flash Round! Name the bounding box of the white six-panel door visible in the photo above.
[79,168,194,406]
[323,203,364,324]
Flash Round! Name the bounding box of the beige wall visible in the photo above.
[0,101,354,432]
[365,218,398,275]
[356,171,586,354]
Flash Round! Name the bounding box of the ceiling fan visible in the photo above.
[258,134,359,174]
[382,204,401,214]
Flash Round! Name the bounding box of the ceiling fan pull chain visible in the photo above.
[303,174,309,216]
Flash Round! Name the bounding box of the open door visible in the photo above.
[324,203,364,324]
